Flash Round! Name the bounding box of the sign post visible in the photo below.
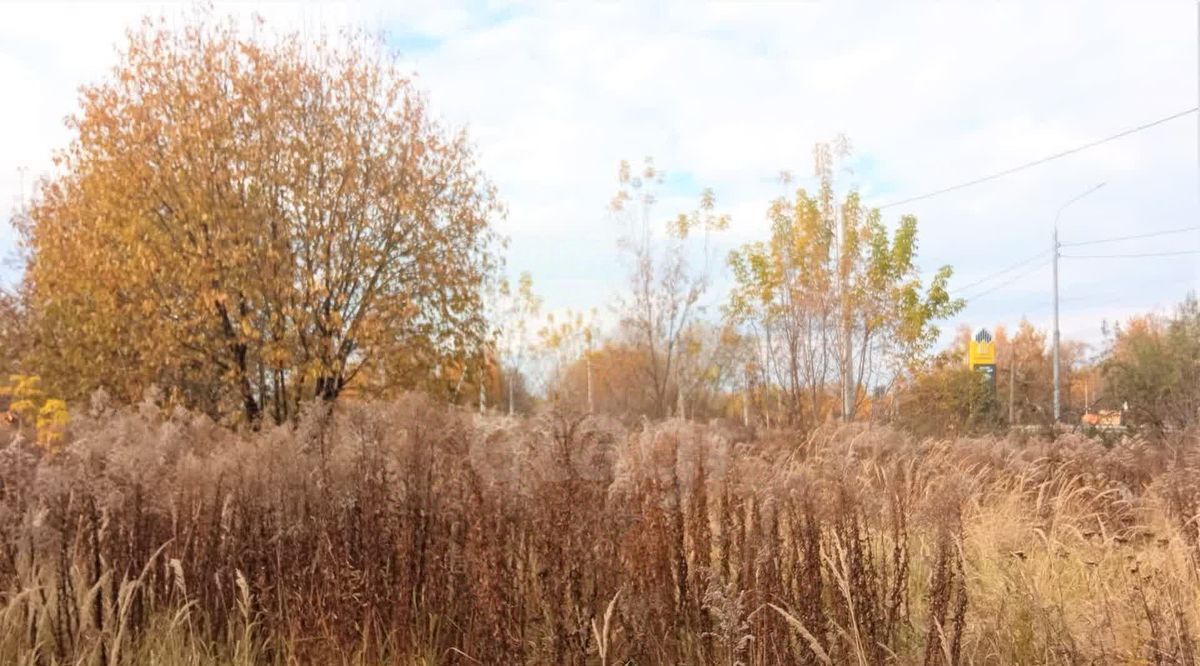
[969,328,997,394]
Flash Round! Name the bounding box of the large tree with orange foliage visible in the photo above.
[19,12,500,425]
[1101,295,1200,429]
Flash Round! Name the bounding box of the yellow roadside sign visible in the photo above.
[968,329,995,369]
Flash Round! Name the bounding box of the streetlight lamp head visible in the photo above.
[1056,181,1108,228]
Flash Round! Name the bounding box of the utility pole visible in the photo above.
[1008,360,1016,425]
[1052,226,1060,422]
[1053,182,1106,423]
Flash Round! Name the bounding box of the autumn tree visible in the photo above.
[537,307,598,412]
[994,321,1053,425]
[894,350,1002,438]
[550,341,658,421]
[610,158,729,418]
[19,12,500,424]
[726,138,961,426]
[0,289,27,379]
[672,321,744,421]
[984,320,1090,425]
[1101,295,1200,429]
[493,272,542,415]
[895,319,1094,434]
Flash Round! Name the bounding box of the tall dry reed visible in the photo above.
[0,393,1196,664]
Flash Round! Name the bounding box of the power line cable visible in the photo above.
[950,250,1050,296]
[1059,225,1200,247]
[953,231,1196,301]
[1061,249,1200,259]
[1057,273,1200,306]
[878,107,1199,209]
[960,260,1051,302]
[955,262,1190,321]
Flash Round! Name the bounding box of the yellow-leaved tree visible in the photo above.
[20,11,501,425]
[725,138,963,426]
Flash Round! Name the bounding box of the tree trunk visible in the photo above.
[315,375,341,402]
[235,343,260,424]
[215,299,260,425]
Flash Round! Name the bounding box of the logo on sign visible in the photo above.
[969,328,996,369]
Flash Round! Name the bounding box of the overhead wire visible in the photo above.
[1059,225,1200,248]
[878,107,1198,209]
[958,260,1051,303]
[951,227,1197,305]
[949,250,1050,296]
[1061,249,1200,259]
[1058,273,1200,307]
[954,237,1197,305]
[911,108,1199,320]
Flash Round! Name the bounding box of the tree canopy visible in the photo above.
[1101,295,1200,430]
[19,13,501,425]
[725,138,962,426]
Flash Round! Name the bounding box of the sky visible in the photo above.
[2,0,1198,354]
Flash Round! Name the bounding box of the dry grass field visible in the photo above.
[0,394,1197,665]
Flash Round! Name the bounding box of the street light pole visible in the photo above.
[1053,182,1106,423]
[1052,225,1060,421]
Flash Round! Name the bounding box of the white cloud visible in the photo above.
[1,0,1196,348]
